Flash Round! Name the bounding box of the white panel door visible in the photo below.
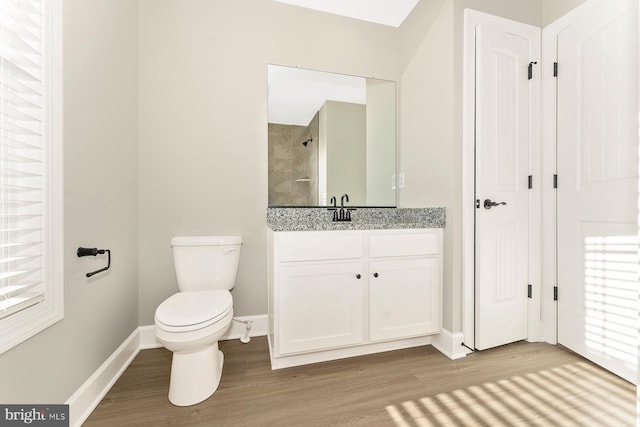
[475,22,538,350]
[556,0,639,384]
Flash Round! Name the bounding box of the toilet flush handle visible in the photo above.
[224,247,239,254]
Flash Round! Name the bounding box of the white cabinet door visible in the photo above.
[369,258,441,342]
[277,261,364,355]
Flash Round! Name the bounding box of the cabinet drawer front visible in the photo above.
[369,231,441,258]
[278,233,363,261]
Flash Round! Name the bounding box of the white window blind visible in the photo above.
[0,0,61,335]
[0,0,46,320]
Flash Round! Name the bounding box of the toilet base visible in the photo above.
[168,343,224,406]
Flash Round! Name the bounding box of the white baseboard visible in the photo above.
[138,325,162,350]
[431,329,471,360]
[269,335,433,369]
[66,328,140,427]
[139,314,269,349]
[67,315,268,426]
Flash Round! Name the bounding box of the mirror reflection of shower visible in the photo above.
[267,64,397,207]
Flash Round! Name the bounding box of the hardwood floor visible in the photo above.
[84,338,636,426]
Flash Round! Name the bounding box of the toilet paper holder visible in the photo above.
[77,247,111,277]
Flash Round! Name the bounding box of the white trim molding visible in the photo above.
[138,325,162,350]
[539,0,597,346]
[431,329,471,360]
[461,7,479,352]
[66,329,140,427]
[268,335,434,370]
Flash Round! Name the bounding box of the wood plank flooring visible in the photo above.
[84,338,636,426]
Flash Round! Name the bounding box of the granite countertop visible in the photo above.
[266,207,446,231]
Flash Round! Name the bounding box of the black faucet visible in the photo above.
[327,194,356,222]
[328,196,338,221]
[331,194,355,222]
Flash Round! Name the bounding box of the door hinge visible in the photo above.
[553,286,558,301]
[528,175,533,189]
[553,62,558,77]
[528,61,537,80]
[527,284,532,299]
[553,174,558,189]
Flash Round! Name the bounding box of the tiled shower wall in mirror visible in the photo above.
[268,113,319,206]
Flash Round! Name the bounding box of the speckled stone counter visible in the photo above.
[266,207,445,231]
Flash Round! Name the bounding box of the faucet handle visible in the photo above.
[340,193,349,207]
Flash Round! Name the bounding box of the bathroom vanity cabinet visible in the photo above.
[267,228,443,369]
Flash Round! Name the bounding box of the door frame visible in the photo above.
[462,9,542,350]
[539,10,573,346]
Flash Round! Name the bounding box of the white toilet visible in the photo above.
[154,235,242,406]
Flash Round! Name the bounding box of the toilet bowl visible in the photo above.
[154,236,242,406]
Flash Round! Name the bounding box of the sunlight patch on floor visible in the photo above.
[385,361,636,427]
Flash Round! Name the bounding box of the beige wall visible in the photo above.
[0,0,139,403]
[542,0,585,25]
[366,79,397,206]
[324,101,367,205]
[398,0,456,331]
[137,0,400,323]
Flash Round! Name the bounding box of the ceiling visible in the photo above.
[272,0,419,27]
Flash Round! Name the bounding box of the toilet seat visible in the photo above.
[155,290,232,333]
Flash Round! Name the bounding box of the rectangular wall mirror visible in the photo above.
[268,65,397,207]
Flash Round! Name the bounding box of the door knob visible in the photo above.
[483,199,507,209]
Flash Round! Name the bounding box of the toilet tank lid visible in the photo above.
[171,236,242,246]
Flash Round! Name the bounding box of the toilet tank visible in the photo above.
[171,236,242,292]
